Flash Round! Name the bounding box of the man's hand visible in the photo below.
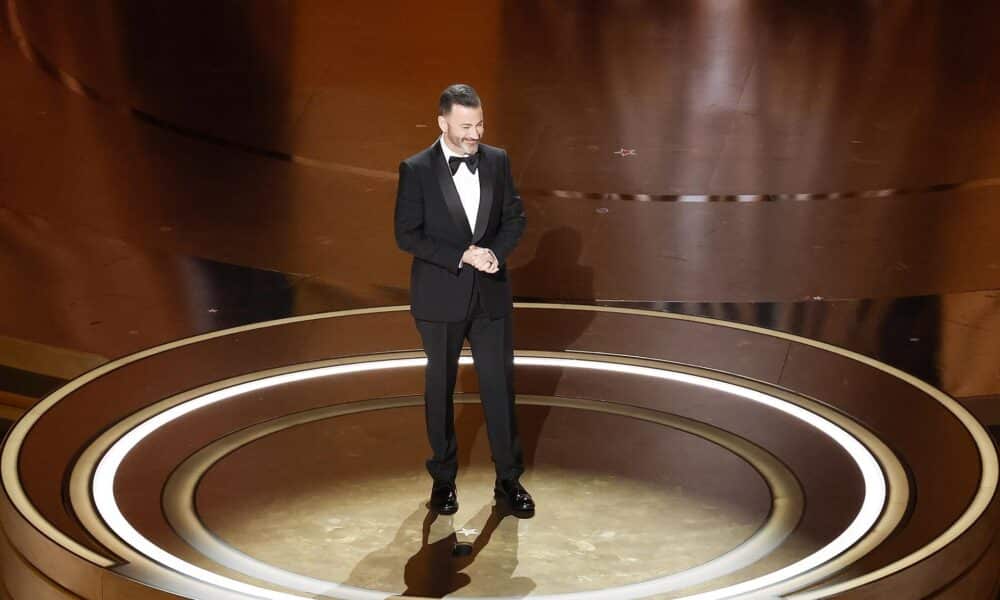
[462,245,499,273]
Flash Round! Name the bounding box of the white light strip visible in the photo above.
[516,358,886,600]
[94,359,427,600]
[92,356,886,600]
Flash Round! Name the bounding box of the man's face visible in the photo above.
[438,103,484,155]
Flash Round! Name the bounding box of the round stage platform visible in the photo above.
[4,0,1000,597]
[1,304,996,599]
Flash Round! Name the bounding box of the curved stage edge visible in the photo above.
[0,303,997,599]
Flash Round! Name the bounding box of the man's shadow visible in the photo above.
[345,503,534,598]
[346,228,590,597]
[456,227,595,471]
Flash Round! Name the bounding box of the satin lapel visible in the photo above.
[472,150,494,243]
[432,142,473,239]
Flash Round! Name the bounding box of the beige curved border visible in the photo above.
[69,350,904,599]
[155,390,802,597]
[0,306,404,567]
[0,303,993,597]
[519,305,997,598]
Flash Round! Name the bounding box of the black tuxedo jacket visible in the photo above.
[395,140,526,322]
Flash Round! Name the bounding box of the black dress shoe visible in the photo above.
[494,479,535,515]
[429,481,458,515]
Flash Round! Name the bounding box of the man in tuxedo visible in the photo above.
[394,84,534,516]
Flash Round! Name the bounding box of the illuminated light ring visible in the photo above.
[159,392,805,597]
[91,354,886,600]
[3,303,992,597]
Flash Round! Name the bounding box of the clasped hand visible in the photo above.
[462,245,499,273]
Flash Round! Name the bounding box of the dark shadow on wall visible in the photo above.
[877,295,941,387]
[108,0,299,328]
[11,1,302,339]
[0,4,11,37]
[602,294,948,391]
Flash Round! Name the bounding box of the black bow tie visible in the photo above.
[448,154,479,175]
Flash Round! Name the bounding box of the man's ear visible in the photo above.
[437,115,448,133]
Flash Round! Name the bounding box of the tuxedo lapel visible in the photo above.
[472,150,494,243]
[432,141,473,239]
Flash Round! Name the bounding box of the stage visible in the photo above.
[0,1,999,598]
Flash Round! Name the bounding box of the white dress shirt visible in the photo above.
[439,134,481,232]
[440,135,496,270]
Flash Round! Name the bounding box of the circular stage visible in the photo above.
[1,304,996,598]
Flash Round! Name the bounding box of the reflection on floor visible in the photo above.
[203,466,773,597]
[190,404,782,597]
[2,0,1000,597]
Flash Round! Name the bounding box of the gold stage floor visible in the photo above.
[0,2,998,598]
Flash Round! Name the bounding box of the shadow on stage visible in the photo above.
[345,503,534,598]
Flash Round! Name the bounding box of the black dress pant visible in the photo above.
[414,275,524,483]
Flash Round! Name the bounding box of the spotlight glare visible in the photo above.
[92,355,886,600]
